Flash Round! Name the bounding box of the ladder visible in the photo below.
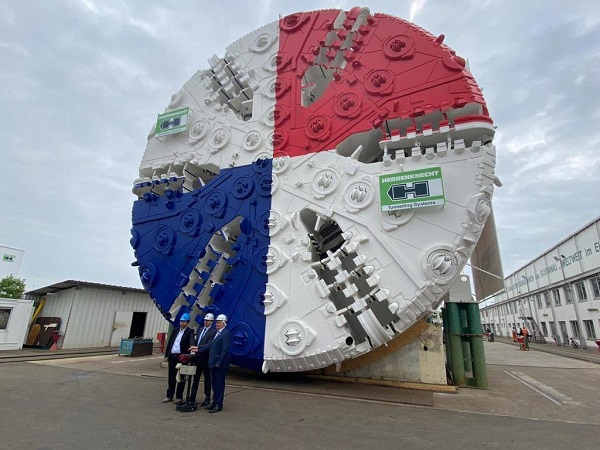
[519,315,547,343]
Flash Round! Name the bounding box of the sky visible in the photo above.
[1,0,599,291]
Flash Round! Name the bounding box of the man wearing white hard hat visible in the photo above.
[163,312,195,404]
[205,314,231,413]
[189,313,217,406]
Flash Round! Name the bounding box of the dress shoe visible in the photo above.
[162,397,173,403]
[204,403,215,410]
[200,399,211,407]
[208,405,222,413]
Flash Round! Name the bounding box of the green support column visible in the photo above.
[441,307,452,371]
[446,302,466,387]
[459,308,473,374]
[467,303,489,389]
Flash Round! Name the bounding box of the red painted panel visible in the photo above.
[276,9,490,158]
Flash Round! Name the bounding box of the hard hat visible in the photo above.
[180,313,191,322]
[204,313,215,321]
[216,314,227,322]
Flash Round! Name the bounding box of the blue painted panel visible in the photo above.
[131,159,272,370]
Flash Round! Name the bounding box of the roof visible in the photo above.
[25,280,147,296]
[504,214,600,279]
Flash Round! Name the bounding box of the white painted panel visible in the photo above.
[0,299,33,350]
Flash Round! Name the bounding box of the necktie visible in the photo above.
[198,328,207,344]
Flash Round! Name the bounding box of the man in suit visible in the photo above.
[205,314,231,413]
[163,312,195,404]
[189,313,216,406]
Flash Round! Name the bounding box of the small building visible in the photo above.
[25,280,169,349]
[0,298,34,350]
[480,216,600,347]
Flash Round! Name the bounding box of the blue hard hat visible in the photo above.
[180,313,191,322]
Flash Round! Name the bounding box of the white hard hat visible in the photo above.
[216,314,227,322]
[204,313,215,321]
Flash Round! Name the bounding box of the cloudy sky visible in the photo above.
[1,0,598,291]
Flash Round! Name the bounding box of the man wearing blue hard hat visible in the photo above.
[163,312,195,404]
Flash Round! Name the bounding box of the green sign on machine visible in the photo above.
[379,167,445,212]
[155,107,189,137]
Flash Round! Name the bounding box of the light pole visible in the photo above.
[522,274,542,342]
[554,254,587,349]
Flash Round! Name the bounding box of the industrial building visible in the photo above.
[479,216,600,348]
[25,280,168,349]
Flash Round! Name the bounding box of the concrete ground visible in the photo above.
[0,341,599,449]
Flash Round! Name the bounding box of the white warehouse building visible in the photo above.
[26,281,169,349]
[480,215,600,348]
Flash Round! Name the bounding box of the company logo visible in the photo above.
[379,168,445,212]
[2,254,15,263]
[387,181,430,200]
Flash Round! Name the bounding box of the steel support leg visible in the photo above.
[467,303,489,389]
[446,303,465,386]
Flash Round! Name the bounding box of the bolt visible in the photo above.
[339,96,355,111]
[310,119,325,133]
[158,232,169,246]
[183,215,194,227]
[235,179,249,193]
[246,133,259,147]
[370,73,387,87]
[285,14,300,27]
[389,38,406,52]
[213,130,226,144]
[272,131,285,147]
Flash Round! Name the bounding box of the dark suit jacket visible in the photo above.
[194,326,217,366]
[208,328,231,369]
[165,327,195,358]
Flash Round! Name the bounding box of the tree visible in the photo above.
[0,275,26,299]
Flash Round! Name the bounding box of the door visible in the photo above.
[109,311,133,347]
[559,321,569,345]
[129,312,147,338]
[549,321,557,341]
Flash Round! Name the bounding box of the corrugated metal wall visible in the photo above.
[40,286,169,349]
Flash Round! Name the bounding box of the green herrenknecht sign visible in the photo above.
[155,107,189,137]
[379,167,445,212]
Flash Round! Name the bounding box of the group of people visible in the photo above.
[163,312,231,413]
[511,326,530,342]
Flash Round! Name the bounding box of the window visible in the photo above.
[544,292,551,307]
[565,286,573,304]
[553,289,562,306]
[591,277,600,298]
[583,320,596,339]
[536,294,543,309]
[570,321,580,338]
[0,308,11,330]
[540,321,548,336]
[575,281,588,302]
